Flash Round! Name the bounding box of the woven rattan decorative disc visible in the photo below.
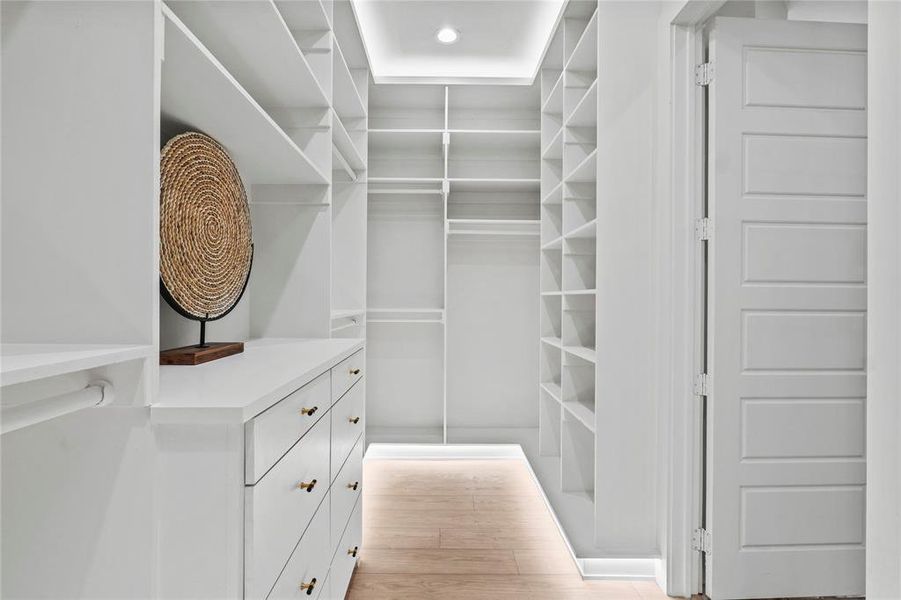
[160,132,252,320]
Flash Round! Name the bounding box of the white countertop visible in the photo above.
[154,338,364,424]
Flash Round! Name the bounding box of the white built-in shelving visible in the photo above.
[367,82,541,444]
[158,0,370,344]
[538,0,600,551]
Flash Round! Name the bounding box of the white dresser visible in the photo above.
[153,338,365,600]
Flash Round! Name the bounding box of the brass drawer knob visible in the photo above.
[347,481,359,491]
[349,368,361,376]
[300,406,318,416]
[349,416,360,424]
[347,546,359,558]
[299,578,317,595]
[296,479,317,493]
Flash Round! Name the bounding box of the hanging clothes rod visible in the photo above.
[1,380,113,435]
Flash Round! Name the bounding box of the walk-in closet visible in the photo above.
[4,0,896,598]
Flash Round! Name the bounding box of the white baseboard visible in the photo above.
[363,442,662,581]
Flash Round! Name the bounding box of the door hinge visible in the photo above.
[695,62,714,86]
[694,373,711,397]
[695,217,711,241]
[692,528,712,553]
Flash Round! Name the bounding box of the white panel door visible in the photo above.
[706,17,867,599]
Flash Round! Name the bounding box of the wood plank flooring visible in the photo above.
[347,459,674,599]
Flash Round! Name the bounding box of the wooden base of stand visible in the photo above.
[159,342,244,366]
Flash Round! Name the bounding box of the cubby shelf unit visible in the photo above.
[537,0,601,555]
[367,82,541,445]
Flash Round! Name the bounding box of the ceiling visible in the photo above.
[350,0,566,84]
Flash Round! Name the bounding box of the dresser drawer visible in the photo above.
[245,414,330,600]
[266,498,331,600]
[331,350,364,404]
[330,380,364,480]
[330,436,363,556]
[328,497,362,600]
[245,373,330,484]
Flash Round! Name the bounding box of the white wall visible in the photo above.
[1,2,159,597]
[866,2,901,597]
[594,0,660,555]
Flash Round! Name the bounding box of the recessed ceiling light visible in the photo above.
[436,27,459,45]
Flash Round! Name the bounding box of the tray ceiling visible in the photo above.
[350,0,566,84]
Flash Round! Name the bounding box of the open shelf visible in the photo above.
[332,39,366,121]
[332,112,365,172]
[565,219,597,239]
[447,219,539,237]
[542,128,564,161]
[563,345,596,363]
[541,336,563,349]
[540,381,563,402]
[166,0,328,110]
[161,6,327,185]
[542,181,564,206]
[446,179,540,193]
[564,9,598,74]
[275,0,331,32]
[541,236,563,251]
[566,148,598,183]
[367,308,444,324]
[561,412,595,500]
[1,343,154,387]
[566,79,598,128]
[369,130,444,180]
[541,71,564,116]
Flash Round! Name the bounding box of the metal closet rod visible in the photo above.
[1,380,113,435]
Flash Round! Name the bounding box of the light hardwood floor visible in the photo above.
[348,459,673,599]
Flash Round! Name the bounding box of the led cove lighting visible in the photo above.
[436,27,459,44]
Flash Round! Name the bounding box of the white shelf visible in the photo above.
[367,308,444,324]
[333,112,366,172]
[541,236,563,250]
[332,39,367,121]
[541,336,563,349]
[564,9,599,74]
[542,128,564,160]
[564,288,596,295]
[165,1,328,110]
[541,70,564,115]
[447,178,541,193]
[542,181,564,205]
[275,0,331,32]
[566,79,598,128]
[447,219,540,237]
[563,399,595,433]
[332,144,357,182]
[161,6,328,184]
[540,290,563,297]
[566,149,598,183]
[1,343,154,387]
[540,381,562,403]
[565,219,597,239]
[563,345,596,363]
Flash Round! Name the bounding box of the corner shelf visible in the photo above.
[161,6,328,184]
[1,343,154,387]
[565,148,598,183]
